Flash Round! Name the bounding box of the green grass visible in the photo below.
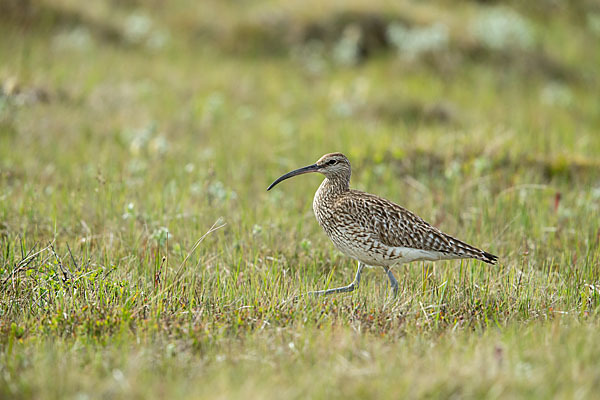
[1,0,600,398]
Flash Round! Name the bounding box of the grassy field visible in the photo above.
[1,1,600,398]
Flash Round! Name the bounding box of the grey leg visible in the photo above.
[309,262,365,296]
[384,267,399,297]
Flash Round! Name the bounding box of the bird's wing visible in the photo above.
[336,190,497,264]
[335,190,440,249]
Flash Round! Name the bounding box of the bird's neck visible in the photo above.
[313,177,349,227]
[316,177,349,199]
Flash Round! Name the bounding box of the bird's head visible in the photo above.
[267,152,351,191]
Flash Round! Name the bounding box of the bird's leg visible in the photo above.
[383,267,399,297]
[309,262,364,296]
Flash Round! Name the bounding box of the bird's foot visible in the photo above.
[390,282,399,298]
[305,282,357,297]
[385,268,399,298]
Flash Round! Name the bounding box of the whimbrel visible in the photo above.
[267,153,497,296]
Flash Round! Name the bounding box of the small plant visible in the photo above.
[470,7,534,50]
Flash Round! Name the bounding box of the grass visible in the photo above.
[1,0,600,398]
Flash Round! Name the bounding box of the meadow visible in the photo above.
[1,1,600,398]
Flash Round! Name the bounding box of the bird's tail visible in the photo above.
[444,234,498,265]
[478,250,499,265]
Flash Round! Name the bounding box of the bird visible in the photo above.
[267,152,498,296]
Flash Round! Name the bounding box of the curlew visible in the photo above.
[267,152,498,296]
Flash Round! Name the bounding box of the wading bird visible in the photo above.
[267,153,497,296]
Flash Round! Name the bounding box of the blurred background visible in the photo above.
[1,0,599,256]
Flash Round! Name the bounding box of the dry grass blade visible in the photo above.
[2,241,54,286]
[171,217,227,285]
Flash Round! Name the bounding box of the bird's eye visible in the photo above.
[327,160,338,166]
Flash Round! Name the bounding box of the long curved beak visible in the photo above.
[267,164,319,191]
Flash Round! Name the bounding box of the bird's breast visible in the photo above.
[312,184,367,259]
[312,180,338,232]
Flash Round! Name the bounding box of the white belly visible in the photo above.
[330,234,456,267]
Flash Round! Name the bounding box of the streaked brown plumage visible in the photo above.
[268,152,498,296]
